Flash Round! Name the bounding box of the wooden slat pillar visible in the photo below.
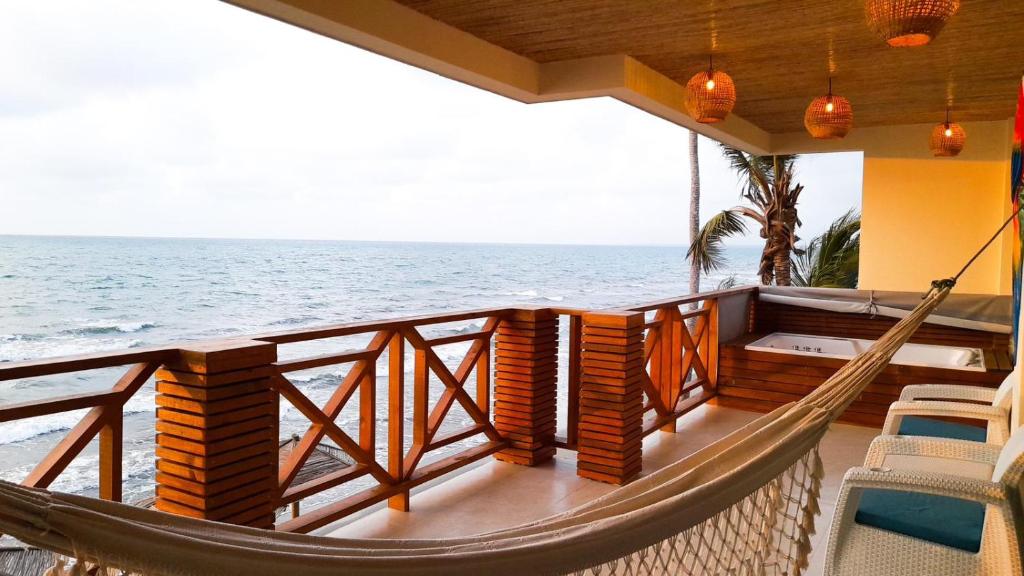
[154,340,279,529]
[578,311,644,485]
[493,308,558,466]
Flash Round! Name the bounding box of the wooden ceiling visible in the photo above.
[395,0,1024,134]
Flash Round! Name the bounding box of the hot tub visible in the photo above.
[745,332,985,372]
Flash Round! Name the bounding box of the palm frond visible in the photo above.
[792,210,860,288]
[719,146,801,209]
[718,145,770,207]
[687,209,749,274]
[716,275,738,290]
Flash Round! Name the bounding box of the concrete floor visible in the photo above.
[326,404,879,575]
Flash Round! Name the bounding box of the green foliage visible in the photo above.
[686,209,748,274]
[791,210,861,288]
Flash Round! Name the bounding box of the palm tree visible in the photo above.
[792,210,860,288]
[687,130,701,300]
[687,146,804,286]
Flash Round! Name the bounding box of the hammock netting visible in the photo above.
[0,284,953,576]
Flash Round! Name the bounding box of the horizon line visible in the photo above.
[0,233,767,249]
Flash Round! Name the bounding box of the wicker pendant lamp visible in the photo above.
[685,55,736,123]
[929,108,966,156]
[865,0,960,47]
[804,78,853,139]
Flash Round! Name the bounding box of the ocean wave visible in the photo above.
[451,321,484,334]
[62,320,156,335]
[286,369,346,385]
[0,408,87,444]
[0,334,143,363]
[266,315,323,327]
[501,289,564,302]
[417,320,486,344]
[0,445,155,497]
[122,391,157,417]
[0,391,155,445]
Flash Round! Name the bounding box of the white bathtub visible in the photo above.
[745,332,985,372]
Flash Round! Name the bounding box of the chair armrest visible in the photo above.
[899,384,997,404]
[882,400,1009,444]
[837,466,1006,506]
[886,400,1007,421]
[864,435,1002,468]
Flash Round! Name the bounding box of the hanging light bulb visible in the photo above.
[804,77,853,139]
[685,55,736,124]
[930,108,966,156]
[865,0,960,47]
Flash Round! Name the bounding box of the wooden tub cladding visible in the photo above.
[714,301,1012,427]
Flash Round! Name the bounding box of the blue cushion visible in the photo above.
[855,489,985,552]
[898,415,987,443]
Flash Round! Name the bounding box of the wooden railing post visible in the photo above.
[154,340,279,529]
[578,311,644,485]
[98,410,123,502]
[660,309,683,433]
[387,332,409,511]
[493,308,558,466]
[705,299,720,391]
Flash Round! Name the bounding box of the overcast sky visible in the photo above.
[0,0,862,246]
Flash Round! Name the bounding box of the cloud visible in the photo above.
[0,0,862,246]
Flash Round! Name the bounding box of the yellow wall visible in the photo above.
[859,120,1014,295]
[777,119,1014,295]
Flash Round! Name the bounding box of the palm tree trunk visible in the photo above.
[773,206,799,286]
[759,241,775,285]
[687,130,701,303]
[773,249,792,286]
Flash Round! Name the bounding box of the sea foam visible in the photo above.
[0,391,156,445]
[0,334,143,363]
[63,320,157,335]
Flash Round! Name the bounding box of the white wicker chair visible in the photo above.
[882,370,1016,445]
[824,428,1024,575]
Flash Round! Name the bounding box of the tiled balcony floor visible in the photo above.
[325,404,879,575]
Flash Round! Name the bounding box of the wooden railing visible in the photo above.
[0,348,173,502]
[626,288,736,436]
[0,287,757,532]
[257,308,512,532]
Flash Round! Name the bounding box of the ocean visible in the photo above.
[0,235,760,513]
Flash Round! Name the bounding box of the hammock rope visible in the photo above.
[951,201,1024,284]
[0,207,1016,575]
